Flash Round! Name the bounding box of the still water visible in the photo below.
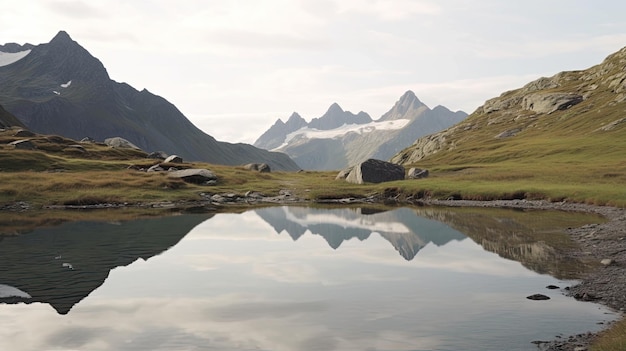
[0,206,616,351]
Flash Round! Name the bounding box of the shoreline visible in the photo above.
[423,199,626,351]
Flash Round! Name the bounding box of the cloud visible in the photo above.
[335,0,442,20]
[43,0,105,19]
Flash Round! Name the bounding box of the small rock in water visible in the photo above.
[600,259,613,266]
[527,294,551,301]
[546,285,560,290]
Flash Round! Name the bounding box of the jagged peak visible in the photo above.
[287,112,304,122]
[49,31,74,45]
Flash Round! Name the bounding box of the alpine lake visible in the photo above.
[0,205,617,351]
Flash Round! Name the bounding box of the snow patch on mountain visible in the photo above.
[61,80,72,88]
[0,50,30,67]
[274,118,410,150]
[0,284,31,298]
[282,207,411,234]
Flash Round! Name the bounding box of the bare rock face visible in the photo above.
[521,92,583,114]
[345,159,405,184]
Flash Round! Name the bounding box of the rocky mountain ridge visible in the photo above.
[391,46,626,165]
[255,90,467,170]
[0,31,299,171]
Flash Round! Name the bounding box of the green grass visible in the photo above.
[592,319,626,351]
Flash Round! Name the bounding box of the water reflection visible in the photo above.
[0,206,613,351]
[0,213,211,314]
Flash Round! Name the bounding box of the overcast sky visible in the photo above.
[3,1,626,144]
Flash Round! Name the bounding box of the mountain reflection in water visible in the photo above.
[0,206,612,351]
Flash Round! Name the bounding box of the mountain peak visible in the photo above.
[49,31,74,45]
[328,102,344,114]
[378,90,428,121]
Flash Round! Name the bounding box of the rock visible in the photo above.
[335,166,354,180]
[345,159,405,184]
[147,151,168,159]
[600,259,614,266]
[80,136,96,143]
[527,294,551,301]
[147,164,165,172]
[164,155,183,164]
[546,285,560,290]
[104,137,141,149]
[495,128,521,139]
[66,144,86,153]
[407,167,429,179]
[8,139,35,150]
[521,92,583,114]
[13,129,35,137]
[243,163,271,173]
[168,168,217,184]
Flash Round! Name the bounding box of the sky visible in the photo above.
[2,1,626,144]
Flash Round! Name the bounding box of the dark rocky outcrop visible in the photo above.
[8,139,35,150]
[0,105,24,129]
[344,159,405,184]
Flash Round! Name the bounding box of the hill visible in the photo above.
[389,47,626,205]
[0,31,299,171]
[255,91,467,170]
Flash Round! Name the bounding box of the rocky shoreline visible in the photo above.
[2,196,624,350]
[423,199,626,351]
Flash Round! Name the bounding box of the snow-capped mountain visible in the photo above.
[254,91,467,170]
[0,31,299,171]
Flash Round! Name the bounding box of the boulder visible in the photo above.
[8,139,35,150]
[521,92,583,114]
[335,166,354,180]
[243,163,271,172]
[164,155,183,164]
[526,294,550,301]
[147,151,168,160]
[407,167,429,179]
[147,164,165,172]
[104,137,140,149]
[345,159,405,184]
[168,168,217,184]
[80,137,96,143]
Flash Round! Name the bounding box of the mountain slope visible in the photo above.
[0,31,299,171]
[255,91,467,170]
[0,104,24,128]
[391,46,626,171]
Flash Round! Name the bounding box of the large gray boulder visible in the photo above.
[168,168,217,184]
[8,139,35,150]
[164,155,183,163]
[345,159,405,184]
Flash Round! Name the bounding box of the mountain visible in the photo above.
[254,206,465,260]
[0,213,211,314]
[391,47,626,167]
[0,31,299,171]
[254,91,467,170]
[0,104,24,128]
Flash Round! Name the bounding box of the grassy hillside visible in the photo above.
[390,47,626,207]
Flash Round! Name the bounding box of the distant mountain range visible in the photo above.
[0,31,299,171]
[254,91,467,170]
[254,206,466,261]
